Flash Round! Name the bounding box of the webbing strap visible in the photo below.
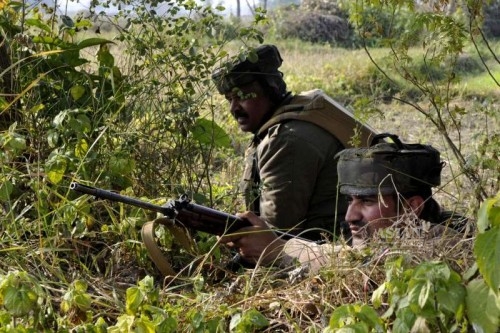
[141,217,196,278]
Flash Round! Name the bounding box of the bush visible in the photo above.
[274,10,353,46]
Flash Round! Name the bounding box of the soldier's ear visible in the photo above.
[406,195,425,217]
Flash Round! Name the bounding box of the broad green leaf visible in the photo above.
[69,114,92,133]
[371,282,386,308]
[436,283,466,314]
[76,114,92,133]
[229,313,242,331]
[74,280,88,293]
[157,316,177,332]
[25,18,51,32]
[410,316,430,333]
[134,317,156,333]
[74,294,91,311]
[336,323,368,333]
[356,305,384,330]
[126,287,143,315]
[466,279,500,333]
[5,134,26,151]
[191,117,231,148]
[53,110,68,128]
[330,304,353,328]
[47,130,59,148]
[61,15,74,27]
[474,226,500,291]
[240,308,269,330]
[393,308,416,333]
[230,309,269,332]
[477,196,500,232]
[108,314,135,332]
[75,139,89,158]
[70,85,86,101]
[46,155,67,184]
[77,38,114,49]
[3,285,38,317]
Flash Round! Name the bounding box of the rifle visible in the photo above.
[70,182,250,235]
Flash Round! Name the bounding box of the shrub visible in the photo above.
[274,10,352,46]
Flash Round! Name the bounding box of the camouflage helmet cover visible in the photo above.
[337,133,444,196]
[211,44,286,95]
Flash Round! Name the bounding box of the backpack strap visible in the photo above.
[141,217,197,279]
[258,89,377,148]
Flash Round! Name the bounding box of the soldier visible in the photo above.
[212,44,375,241]
[219,134,467,273]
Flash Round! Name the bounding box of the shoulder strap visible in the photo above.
[141,217,197,279]
[258,89,377,148]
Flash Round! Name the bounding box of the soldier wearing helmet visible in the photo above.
[219,134,466,272]
[212,44,375,241]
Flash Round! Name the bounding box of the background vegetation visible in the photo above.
[0,0,499,331]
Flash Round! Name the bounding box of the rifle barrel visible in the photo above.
[70,182,171,216]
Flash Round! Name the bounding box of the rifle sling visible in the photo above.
[141,217,196,279]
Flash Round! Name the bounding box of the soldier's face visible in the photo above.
[224,81,274,133]
[345,194,398,247]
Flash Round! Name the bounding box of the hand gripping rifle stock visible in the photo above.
[70,182,250,235]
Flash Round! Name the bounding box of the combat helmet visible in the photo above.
[337,133,444,196]
[211,44,287,99]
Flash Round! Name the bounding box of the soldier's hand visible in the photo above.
[218,211,286,265]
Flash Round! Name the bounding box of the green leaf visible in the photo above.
[61,15,74,27]
[69,114,92,133]
[126,287,144,315]
[74,294,91,311]
[5,134,26,151]
[436,282,466,314]
[75,139,89,158]
[25,18,51,32]
[418,281,431,309]
[329,304,352,328]
[356,305,384,330]
[466,279,500,333]
[371,282,386,309]
[77,38,114,49]
[47,130,59,148]
[46,155,67,184]
[3,285,38,317]
[477,196,500,232]
[70,85,86,101]
[134,317,156,333]
[53,110,68,128]
[474,226,500,291]
[393,307,416,333]
[191,117,231,148]
[0,180,13,202]
[97,44,115,68]
[230,309,269,332]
